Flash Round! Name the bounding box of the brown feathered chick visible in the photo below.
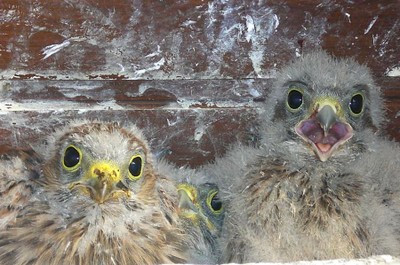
[0,121,189,265]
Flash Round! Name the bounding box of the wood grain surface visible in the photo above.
[0,0,399,167]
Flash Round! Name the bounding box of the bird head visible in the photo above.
[177,182,224,233]
[265,51,385,162]
[43,121,153,205]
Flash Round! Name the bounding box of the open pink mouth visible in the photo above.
[295,117,353,161]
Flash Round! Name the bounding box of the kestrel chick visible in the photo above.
[154,159,225,264]
[0,121,188,265]
[211,51,400,262]
[177,182,224,264]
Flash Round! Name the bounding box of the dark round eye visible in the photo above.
[209,192,222,212]
[129,156,142,179]
[287,89,303,110]
[349,93,364,115]
[63,145,81,170]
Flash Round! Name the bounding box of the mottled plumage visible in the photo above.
[0,146,42,229]
[0,121,189,265]
[205,51,400,262]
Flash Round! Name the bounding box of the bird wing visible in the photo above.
[0,145,42,229]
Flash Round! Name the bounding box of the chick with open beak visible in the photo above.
[295,98,353,161]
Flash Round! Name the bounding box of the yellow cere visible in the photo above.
[313,97,344,118]
[85,161,122,183]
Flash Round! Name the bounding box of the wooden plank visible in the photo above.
[0,0,399,168]
[0,78,398,168]
[0,79,264,167]
[0,79,270,107]
[0,1,398,79]
[0,109,260,167]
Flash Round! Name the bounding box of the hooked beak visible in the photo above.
[177,183,198,214]
[295,99,353,162]
[177,183,216,230]
[69,162,130,203]
[316,104,337,136]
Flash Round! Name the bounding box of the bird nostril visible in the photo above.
[93,168,105,179]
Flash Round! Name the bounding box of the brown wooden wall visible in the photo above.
[0,0,399,167]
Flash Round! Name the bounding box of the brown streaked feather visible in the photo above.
[0,146,42,229]
[0,122,190,265]
[0,200,186,265]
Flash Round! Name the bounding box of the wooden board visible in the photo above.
[0,0,399,167]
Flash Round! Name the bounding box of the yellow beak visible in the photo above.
[69,161,130,203]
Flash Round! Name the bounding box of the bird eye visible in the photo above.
[62,145,82,171]
[207,190,223,214]
[128,155,143,179]
[287,89,303,111]
[349,93,364,115]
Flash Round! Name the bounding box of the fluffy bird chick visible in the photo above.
[177,182,224,264]
[0,121,189,265]
[209,51,400,263]
[154,160,225,264]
